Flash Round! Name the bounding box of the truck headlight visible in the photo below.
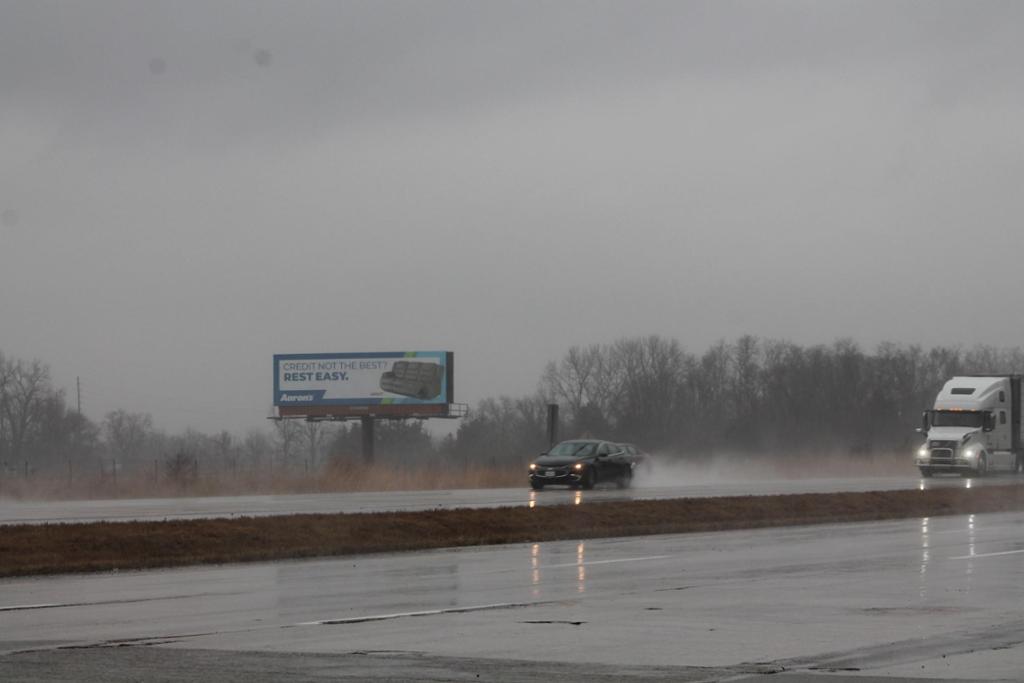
[964,449,976,459]
[917,447,928,458]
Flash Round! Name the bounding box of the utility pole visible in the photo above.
[361,416,375,464]
[71,377,81,492]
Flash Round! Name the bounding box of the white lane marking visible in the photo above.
[950,548,1024,560]
[0,592,242,613]
[296,600,553,626]
[0,603,60,611]
[542,554,672,569]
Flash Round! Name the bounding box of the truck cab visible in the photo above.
[916,375,1024,477]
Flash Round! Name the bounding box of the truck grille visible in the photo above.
[929,440,958,449]
[930,448,954,463]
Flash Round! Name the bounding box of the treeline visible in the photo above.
[0,355,95,471]
[2,338,1023,482]
[535,335,1024,457]
[302,336,1024,465]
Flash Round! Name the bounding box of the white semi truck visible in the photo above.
[916,375,1024,477]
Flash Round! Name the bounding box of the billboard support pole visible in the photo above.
[547,404,559,447]
[361,416,375,464]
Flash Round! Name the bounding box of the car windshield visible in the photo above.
[931,411,984,428]
[548,441,597,457]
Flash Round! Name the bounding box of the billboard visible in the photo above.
[274,352,453,411]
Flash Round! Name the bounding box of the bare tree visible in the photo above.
[729,335,762,448]
[272,419,302,469]
[243,429,272,473]
[609,335,686,448]
[2,359,51,463]
[451,393,547,466]
[103,410,154,464]
[301,421,325,470]
[211,430,237,475]
[0,351,9,462]
[164,449,198,488]
[541,344,618,432]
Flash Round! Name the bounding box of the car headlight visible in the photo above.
[529,463,537,471]
[573,463,583,470]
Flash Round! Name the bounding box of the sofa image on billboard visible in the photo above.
[379,361,444,400]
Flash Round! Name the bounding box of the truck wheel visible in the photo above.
[974,455,987,478]
[1016,457,1023,475]
[919,467,933,478]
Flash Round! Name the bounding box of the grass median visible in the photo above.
[4,483,1024,577]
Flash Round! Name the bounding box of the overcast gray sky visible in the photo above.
[2,1,1024,435]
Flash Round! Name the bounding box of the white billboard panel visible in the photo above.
[273,352,452,407]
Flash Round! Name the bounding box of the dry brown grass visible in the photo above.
[0,462,527,501]
[4,483,1024,577]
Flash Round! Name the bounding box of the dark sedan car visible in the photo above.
[528,439,638,490]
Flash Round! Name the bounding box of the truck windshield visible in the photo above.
[931,411,984,428]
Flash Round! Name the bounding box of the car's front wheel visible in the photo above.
[530,480,544,491]
[580,468,596,490]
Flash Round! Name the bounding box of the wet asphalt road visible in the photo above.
[3,509,1024,680]
[0,474,1011,525]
